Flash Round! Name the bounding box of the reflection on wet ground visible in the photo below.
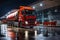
[0,34,60,40]
[0,27,60,40]
[36,34,60,40]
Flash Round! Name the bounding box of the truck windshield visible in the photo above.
[22,10,36,16]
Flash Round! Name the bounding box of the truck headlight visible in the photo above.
[35,21,37,24]
[25,21,28,24]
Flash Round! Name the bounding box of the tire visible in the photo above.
[30,26,33,29]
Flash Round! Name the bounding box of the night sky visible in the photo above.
[0,0,37,17]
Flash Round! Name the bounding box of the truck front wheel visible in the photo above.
[19,21,22,28]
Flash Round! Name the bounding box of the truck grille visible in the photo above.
[28,19,35,24]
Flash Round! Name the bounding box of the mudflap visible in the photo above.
[30,26,33,29]
[23,26,33,29]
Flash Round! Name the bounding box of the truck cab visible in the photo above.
[18,6,37,28]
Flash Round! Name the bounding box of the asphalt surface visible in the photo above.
[0,34,60,40]
[0,26,60,40]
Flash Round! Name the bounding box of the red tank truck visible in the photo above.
[5,6,38,28]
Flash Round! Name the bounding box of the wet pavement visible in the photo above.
[0,26,60,40]
[0,33,60,40]
[35,34,60,40]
